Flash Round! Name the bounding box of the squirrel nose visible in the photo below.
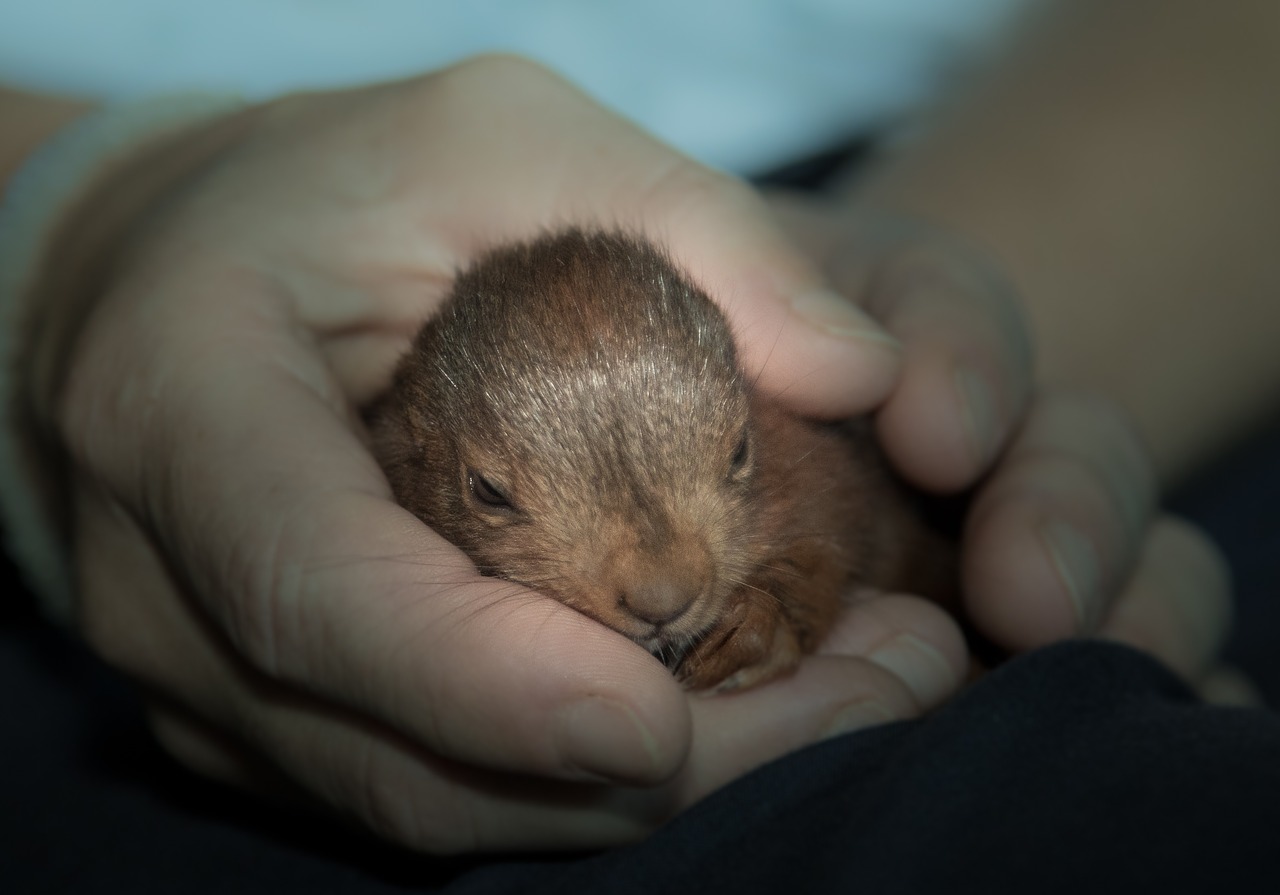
[620,576,698,626]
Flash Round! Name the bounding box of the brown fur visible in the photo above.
[367,229,954,691]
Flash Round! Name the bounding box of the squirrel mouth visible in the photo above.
[637,624,714,671]
[646,640,690,670]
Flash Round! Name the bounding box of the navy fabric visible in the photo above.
[5,582,1280,894]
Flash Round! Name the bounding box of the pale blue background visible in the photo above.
[0,0,1032,173]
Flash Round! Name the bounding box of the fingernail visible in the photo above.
[790,288,901,347]
[557,696,664,783]
[822,700,898,740]
[867,634,957,710]
[1040,520,1102,631]
[954,366,998,466]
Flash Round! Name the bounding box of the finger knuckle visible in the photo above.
[869,243,970,310]
[1028,389,1157,513]
[651,161,754,221]
[211,514,304,679]
[427,52,571,102]
[1156,516,1232,597]
[1145,515,1234,671]
[73,513,164,681]
[348,745,478,854]
[78,590,140,676]
[867,238,1034,376]
[1043,388,1136,438]
[57,325,151,477]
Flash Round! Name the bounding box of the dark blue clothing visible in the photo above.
[5,586,1278,894]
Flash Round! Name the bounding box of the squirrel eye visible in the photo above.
[468,470,513,509]
[729,431,751,476]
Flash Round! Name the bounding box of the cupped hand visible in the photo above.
[39,56,968,852]
[767,192,1239,695]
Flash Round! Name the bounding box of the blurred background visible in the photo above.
[0,0,1026,175]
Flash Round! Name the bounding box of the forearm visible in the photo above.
[850,0,1280,487]
[1,84,252,614]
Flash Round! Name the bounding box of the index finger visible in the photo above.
[632,168,904,418]
[854,230,1034,492]
[401,57,906,419]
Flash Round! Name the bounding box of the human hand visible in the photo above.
[32,57,968,852]
[765,192,1240,696]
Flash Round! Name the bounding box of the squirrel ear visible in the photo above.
[729,429,753,481]
[364,396,409,463]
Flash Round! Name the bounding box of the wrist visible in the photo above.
[0,88,95,192]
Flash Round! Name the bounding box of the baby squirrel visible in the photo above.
[368,228,953,691]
